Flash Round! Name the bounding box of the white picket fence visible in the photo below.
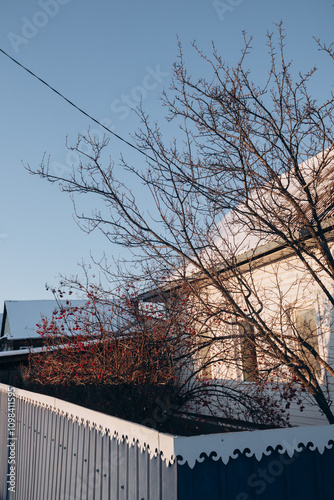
[0,384,177,500]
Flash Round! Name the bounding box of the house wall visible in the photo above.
[198,245,334,427]
[3,314,11,338]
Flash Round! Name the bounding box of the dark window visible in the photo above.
[199,334,212,380]
[296,309,321,376]
[239,322,258,382]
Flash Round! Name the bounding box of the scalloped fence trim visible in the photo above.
[174,423,334,469]
[1,383,334,469]
[0,383,176,465]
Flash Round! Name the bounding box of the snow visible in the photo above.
[1,300,86,340]
[0,298,136,341]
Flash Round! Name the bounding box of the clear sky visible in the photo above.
[0,0,333,305]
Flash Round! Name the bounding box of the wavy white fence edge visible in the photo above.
[2,383,333,469]
[0,383,177,464]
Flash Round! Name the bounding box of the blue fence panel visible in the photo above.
[177,439,334,500]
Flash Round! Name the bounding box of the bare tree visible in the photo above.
[28,24,334,424]
[21,282,290,430]
[21,285,193,429]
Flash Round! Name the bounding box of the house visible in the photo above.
[0,299,87,351]
[139,151,334,427]
[0,297,141,385]
[0,299,86,384]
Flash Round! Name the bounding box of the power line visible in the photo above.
[0,47,157,163]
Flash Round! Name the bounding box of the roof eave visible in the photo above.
[139,218,334,301]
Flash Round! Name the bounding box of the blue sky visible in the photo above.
[0,0,333,305]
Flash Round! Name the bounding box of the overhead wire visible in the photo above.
[0,47,157,163]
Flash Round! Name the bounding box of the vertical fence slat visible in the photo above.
[101,433,111,500]
[42,407,54,500]
[54,411,65,500]
[118,438,128,500]
[32,405,42,498]
[162,461,177,500]
[47,409,58,500]
[148,453,161,500]
[81,424,91,500]
[138,448,149,500]
[15,398,22,500]
[59,414,70,500]
[26,399,36,498]
[94,429,103,500]
[68,419,79,500]
[128,441,138,500]
[76,422,85,500]
[19,398,28,498]
[36,407,47,499]
[85,424,97,500]
[109,434,119,500]
[0,390,7,498]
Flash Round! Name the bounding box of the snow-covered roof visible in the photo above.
[140,150,334,299]
[0,298,138,341]
[0,346,43,357]
[218,150,334,254]
[1,300,86,340]
[184,150,334,275]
